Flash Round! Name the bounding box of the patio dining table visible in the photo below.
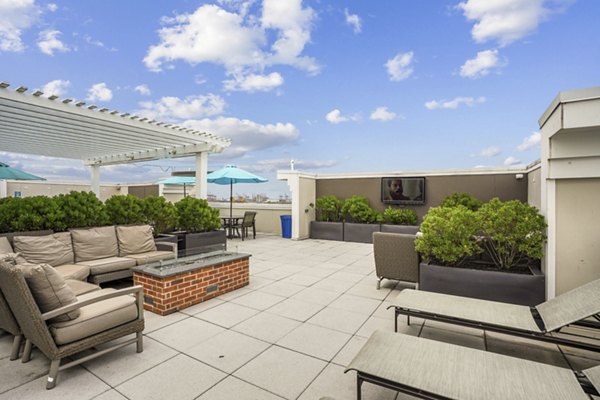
[221,216,243,238]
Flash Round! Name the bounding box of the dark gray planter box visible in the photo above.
[310,221,344,241]
[179,230,227,257]
[419,262,545,306]
[343,222,380,244]
[380,224,420,235]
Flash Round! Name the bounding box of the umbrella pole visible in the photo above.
[184,183,187,198]
[229,181,233,219]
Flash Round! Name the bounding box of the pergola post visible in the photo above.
[195,152,208,199]
[90,164,100,198]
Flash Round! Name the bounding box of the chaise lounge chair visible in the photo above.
[345,330,600,400]
[389,278,600,353]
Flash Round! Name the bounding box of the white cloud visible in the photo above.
[134,84,151,96]
[0,0,40,52]
[504,156,521,166]
[241,158,337,173]
[137,94,226,120]
[344,8,361,34]
[457,0,572,46]
[325,109,359,124]
[47,3,57,12]
[223,72,284,92]
[517,131,541,151]
[460,49,503,78]
[385,51,414,81]
[425,96,486,110]
[86,82,113,102]
[37,29,70,55]
[480,146,501,157]
[83,35,117,51]
[183,116,300,157]
[370,106,396,122]
[41,79,70,97]
[144,1,318,76]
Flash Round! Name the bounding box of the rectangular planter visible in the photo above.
[419,262,545,306]
[343,222,380,244]
[180,230,227,257]
[380,224,420,235]
[310,221,344,241]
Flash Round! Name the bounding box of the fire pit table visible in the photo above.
[132,251,250,315]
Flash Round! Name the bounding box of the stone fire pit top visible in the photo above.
[131,251,251,278]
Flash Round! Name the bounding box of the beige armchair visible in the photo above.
[0,261,144,389]
[373,232,419,289]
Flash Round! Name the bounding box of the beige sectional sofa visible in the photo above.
[1,225,175,285]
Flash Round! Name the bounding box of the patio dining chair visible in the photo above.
[0,260,144,389]
[233,211,257,241]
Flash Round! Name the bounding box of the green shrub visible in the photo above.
[341,196,379,224]
[143,196,178,236]
[477,198,547,270]
[55,191,109,228]
[0,196,65,232]
[440,192,483,211]
[314,195,343,222]
[415,206,482,266]
[105,195,146,226]
[0,197,17,233]
[382,207,417,225]
[175,197,221,232]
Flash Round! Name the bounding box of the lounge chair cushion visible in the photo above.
[536,278,600,332]
[116,225,156,256]
[65,279,100,296]
[0,252,27,265]
[77,257,136,275]
[12,232,75,267]
[17,263,80,323]
[393,289,541,332]
[125,250,175,265]
[49,288,138,345]
[347,330,588,400]
[0,237,13,253]
[54,264,90,281]
[70,226,118,262]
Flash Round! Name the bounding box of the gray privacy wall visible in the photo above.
[316,172,528,222]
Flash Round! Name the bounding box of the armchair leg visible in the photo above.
[46,359,61,390]
[252,224,256,239]
[376,277,384,290]
[21,339,32,363]
[136,331,144,353]
[9,334,23,361]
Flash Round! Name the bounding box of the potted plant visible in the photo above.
[342,196,381,243]
[310,195,344,241]
[55,191,109,229]
[0,196,63,242]
[380,207,419,234]
[174,197,226,256]
[105,194,146,225]
[415,195,547,306]
[142,196,178,245]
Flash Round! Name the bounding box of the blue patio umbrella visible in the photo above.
[157,176,196,197]
[0,162,45,180]
[207,165,268,218]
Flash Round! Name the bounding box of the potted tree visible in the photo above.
[342,196,381,243]
[310,195,344,241]
[174,197,226,256]
[415,196,547,306]
[380,207,419,234]
[142,196,178,246]
[105,194,146,225]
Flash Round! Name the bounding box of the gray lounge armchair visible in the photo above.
[0,290,22,360]
[373,232,419,290]
[0,261,144,389]
[345,330,600,400]
[390,278,600,353]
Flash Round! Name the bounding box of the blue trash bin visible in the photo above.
[280,215,292,238]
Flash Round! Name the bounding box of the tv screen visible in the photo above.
[382,177,425,205]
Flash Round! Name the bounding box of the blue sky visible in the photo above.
[1,0,599,198]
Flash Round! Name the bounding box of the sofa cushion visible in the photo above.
[125,250,176,266]
[116,225,157,256]
[49,288,138,345]
[17,263,79,323]
[0,237,13,254]
[0,252,27,265]
[70,226,118,262]
[54,264,90,281]
[65,279,100,296]
[77,257,136,275]
[13,232,75,267]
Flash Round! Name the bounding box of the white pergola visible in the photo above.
[0,82,230,198]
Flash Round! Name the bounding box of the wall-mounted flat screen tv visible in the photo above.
[381,177,425,205]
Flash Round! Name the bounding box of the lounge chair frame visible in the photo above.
[390,305,600,353]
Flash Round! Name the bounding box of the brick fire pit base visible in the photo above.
[133,253,250,315]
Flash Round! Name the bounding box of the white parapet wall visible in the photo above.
[0,180,125,201]
[211,202,292,235]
